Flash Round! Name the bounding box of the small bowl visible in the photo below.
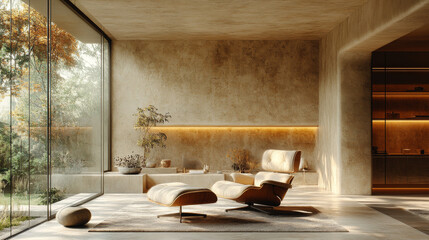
[117,167,142,174]
[160,159,171,168]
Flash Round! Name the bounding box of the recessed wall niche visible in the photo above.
[112,40,319,171]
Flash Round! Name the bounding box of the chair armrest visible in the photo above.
[230,173,255,185]
[259,180,292,189]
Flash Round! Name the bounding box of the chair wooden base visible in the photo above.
[225,203,274,215]
[157,206,207,223]
[226,204,320,216]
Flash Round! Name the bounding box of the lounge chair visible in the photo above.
[211,149,301,214]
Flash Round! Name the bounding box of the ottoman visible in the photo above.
[56,207,91,227]
[147,182,217,222]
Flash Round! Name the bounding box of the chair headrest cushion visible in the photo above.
[261,150,301,173]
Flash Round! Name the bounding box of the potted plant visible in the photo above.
[134,105,171,166]
[114,154,142,174]
[226,148,257,173]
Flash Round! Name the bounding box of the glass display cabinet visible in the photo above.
[371,52,429,193]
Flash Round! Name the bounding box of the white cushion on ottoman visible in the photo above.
[147,182,217,206]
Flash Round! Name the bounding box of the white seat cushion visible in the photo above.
[147,182,210,206]
[211,180,256,199]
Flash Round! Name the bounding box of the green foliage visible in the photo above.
[40,187,64,205]
[0,0,78,97]
[0,216,32,231]
[0,122,47,189]
[134,105,171,158]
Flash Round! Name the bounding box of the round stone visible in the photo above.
[57,207,91,227]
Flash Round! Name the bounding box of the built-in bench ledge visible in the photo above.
[151,125,318,129]
[104,170,318,193]
[140,167,178,174]
[104,168,177,193]
[293,171,318,185]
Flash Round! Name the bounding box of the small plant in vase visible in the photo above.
[134,105,171,166]
[226,148,256,173]
[114,154,142,174]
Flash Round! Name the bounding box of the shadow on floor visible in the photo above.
[370,205,429,235]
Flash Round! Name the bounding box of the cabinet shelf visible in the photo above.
[372,119,429,122]
[373,154,429,156]
[372,67,429,72]
[372,91,429,96]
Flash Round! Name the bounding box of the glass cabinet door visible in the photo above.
[372,52,429,190]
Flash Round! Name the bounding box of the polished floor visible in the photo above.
[13,186,429,240]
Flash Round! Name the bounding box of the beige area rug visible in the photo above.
[90,197,347,232]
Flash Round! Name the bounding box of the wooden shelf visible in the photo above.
[151,125,318,129]
[372,119,429,122]
[372,67,429,72]
[372,154,429,156]
[372,91,429,96]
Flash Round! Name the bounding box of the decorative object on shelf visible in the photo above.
[386,112,400,119]
[414,115,429,119]
[145,146,161,168]
[114,154,142,174]
[203,164,210,173]
[414,86,424,92]
[57,206,91,227]
[117,167,141,174]
[402,148,411,155]
[145,160,157,168]
[134,105,171,165]
[299,157,309,171]
[161,159,171,168]
[226,148,257,173]
[372,146,378,154]
[188,169,205,174]
[421,149,425,155]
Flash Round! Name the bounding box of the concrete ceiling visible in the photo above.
[377,24,429,52]
[73,0,368,40]
[27,0,100,43]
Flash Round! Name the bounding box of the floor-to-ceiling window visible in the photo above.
[0,0,109,238]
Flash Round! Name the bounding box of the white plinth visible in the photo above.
[293,171,318,185]
[141,167,177,174]
[104,172,146,193]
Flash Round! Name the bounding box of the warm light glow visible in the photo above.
[150,125,318,130]
[373,188,429,191]
[372,120,429,123]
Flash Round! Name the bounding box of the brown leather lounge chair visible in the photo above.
[211,149,301,214]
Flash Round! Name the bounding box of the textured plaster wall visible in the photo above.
[318,0,429,194]
[147,127,317,172]
[112,40,319,171]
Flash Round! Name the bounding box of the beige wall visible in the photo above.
[318,0,429,194]
[110,0,429,193]
[145,127,317,171]
[112,40,319,171]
